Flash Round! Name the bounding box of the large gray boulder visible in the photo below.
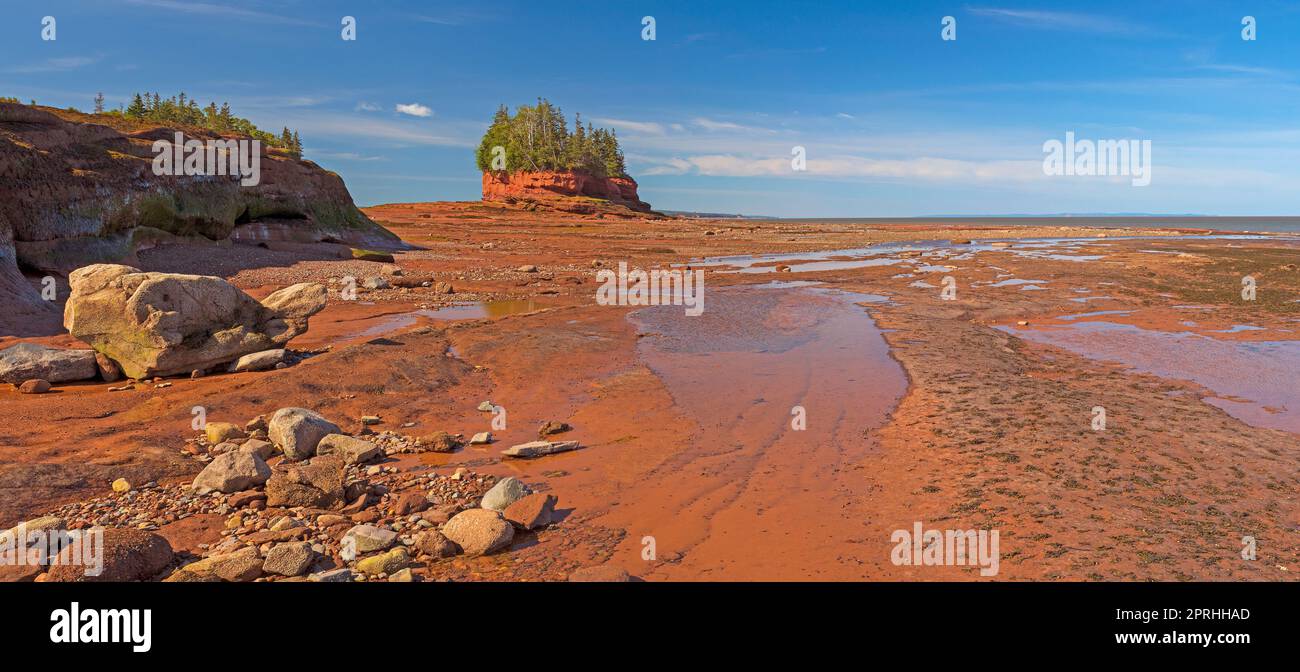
[62,264,325,379]
[0,343,98,384]
[269,407,341,460]
[191,451,272,494]
[317,434,381,465]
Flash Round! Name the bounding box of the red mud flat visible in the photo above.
[2,202,1298,581]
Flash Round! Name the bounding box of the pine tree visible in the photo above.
[475,101,628,179]
[93,92,105,114]
[292,131,302,157]
[126,93,146,117]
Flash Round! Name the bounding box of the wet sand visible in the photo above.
[2,202,1297,581]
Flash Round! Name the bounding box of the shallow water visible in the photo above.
[612,285,908,578]
[1000,321,1300,433]
[689,234,1281,275]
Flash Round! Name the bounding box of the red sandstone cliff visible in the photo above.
[0,102,400,329]
[482,170,653,214]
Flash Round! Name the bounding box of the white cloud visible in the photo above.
[967,8,1149,36]
[355,101,382,112]
[286,114,473,147]
[309,150,386,162]
[4,56,99,74]
[591,118,665,135]
[692,117,747,132]
[396,103,433,118]
[647,153,1045,182]
[122,0,325,27]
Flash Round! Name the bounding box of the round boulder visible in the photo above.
[441,509,514,556]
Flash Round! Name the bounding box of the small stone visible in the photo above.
[360,415,381,426]
[95,354,123,382]
[361,277,390,290]
[17,379,50,394]
[501,440,581,458]
[413,530,459,559]
[392,491,429,516]
[481,477,529,511]
[262,541,315,576]
[245,415,269,433]
[387,568,416,582]
[111,478,132,493]
[309,568,353,583]
[417,431,462,453]
[205,422,246,444]
[441,509,514,556]
[355,547,410,575]
[167,546,262,582]
[343,524,397,554]
[476,401,495,412]
[228,349,286,373]
[503,493,557,530]
[469,432,492,445]
[517,265,538,273]
[269,516,302,532]
[316,434,381,465]
[227,490,265,508]
[316,514,348,528]
[568,566,632,582]
[238,439,276,460]
[537,420,572,438]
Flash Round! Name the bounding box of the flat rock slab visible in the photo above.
[0,343,98,384]
[501,440,581,458]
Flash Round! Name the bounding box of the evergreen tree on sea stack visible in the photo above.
[476,99,627,178]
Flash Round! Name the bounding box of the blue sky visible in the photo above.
[3,0,1300,216]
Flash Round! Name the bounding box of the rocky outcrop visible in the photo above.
[482,170,653,213]
[0,103,400,318]
[62,264,326,379]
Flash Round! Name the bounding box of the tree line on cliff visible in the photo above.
[1,92,303,158]
[476,99,627,179]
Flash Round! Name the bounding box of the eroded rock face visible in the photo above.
[481,170,652,213]
[0,102,400,322]
[62,264,325,379]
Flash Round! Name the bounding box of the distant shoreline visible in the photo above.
[738,215,1300,233]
